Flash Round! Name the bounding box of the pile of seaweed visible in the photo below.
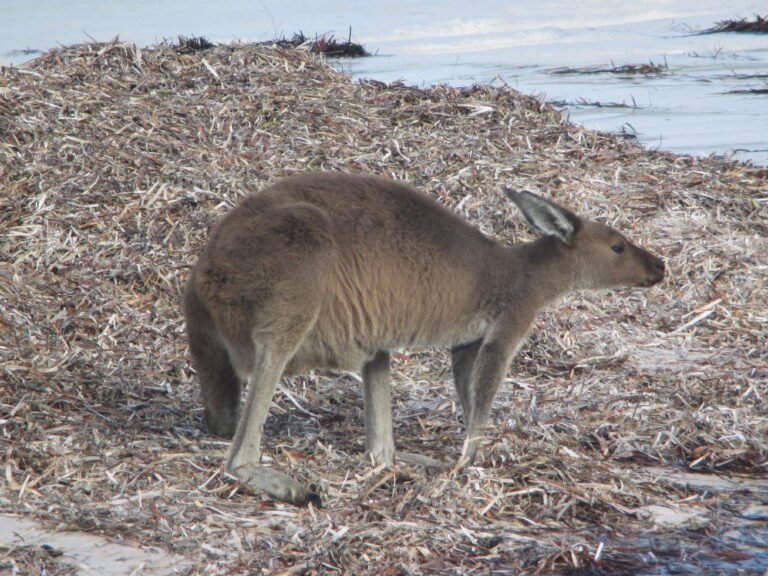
[1,40,766,575]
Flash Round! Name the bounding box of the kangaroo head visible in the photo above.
[505,189,666,291]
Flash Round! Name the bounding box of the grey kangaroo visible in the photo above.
[184,171,665,506]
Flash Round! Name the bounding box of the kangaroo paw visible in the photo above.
[233,463,321,507]
[397,452,450,469]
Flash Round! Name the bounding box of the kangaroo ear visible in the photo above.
[504,189,579,245]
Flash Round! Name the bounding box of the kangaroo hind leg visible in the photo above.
[205,201,334,505]
[224,306,324,505]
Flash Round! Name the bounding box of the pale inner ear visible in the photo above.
[507,190,576,245]
[528,202,575,243]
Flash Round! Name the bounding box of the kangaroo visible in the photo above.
[183,171,665,506]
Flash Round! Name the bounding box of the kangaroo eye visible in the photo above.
[611,243,625,254]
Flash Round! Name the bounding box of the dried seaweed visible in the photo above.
[175,35,216,53]
[1,39,766,575]
[260,31,369,57]
[723,87,768,95]
[699,15,768,34]
[548,60,669,76]
[4,47,41,57]
[0,543,76,576]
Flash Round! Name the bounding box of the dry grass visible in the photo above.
[1,40,767,574]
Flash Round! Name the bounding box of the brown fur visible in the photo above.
[183,172,665,505]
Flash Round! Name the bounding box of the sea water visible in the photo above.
[1,0,766,164]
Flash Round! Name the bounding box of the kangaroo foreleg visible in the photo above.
[462,334,526,462]
[362,351,394,466]
[225,347,320,506]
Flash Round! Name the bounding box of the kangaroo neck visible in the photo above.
[507,235,579,307]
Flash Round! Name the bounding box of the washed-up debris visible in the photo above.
[548,59,669,76]
[700,15,768,34]
[260,30,369,57]
[174,35,216,53]
[723,87,768,95]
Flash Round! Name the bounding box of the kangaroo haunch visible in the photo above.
[184,171,665,506]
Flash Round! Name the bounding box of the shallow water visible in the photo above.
[2,1,766,164]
